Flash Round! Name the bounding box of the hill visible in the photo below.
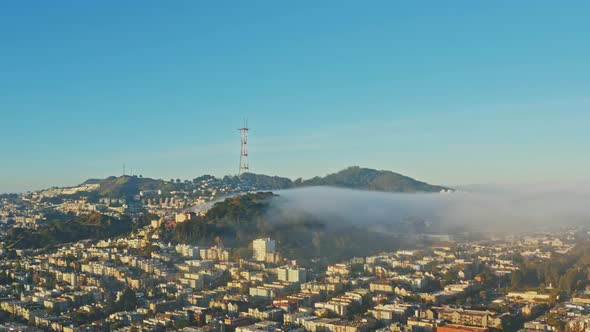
[171,192,401,262]
[240,166,452,193]
[239,173,295,190]
[97,176,178,198]
[299,166,451,192]
[81,178,102,185]
[4,213,134,249]
[80,166,451,199]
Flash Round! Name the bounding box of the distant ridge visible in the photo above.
[240,166,452,193]
[81,179,102,185]
[82,166,452,197]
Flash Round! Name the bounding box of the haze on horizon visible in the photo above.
[1,2,590,193]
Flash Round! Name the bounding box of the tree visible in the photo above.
[175,320,192,329]
[479,290,488,301]
[443,268,458,285]
[559,268,585,293]
[546,312,566,331]
[0,309,11,323]
[111,288,138,312]
[511,270,523,289]
[477,264,497,288]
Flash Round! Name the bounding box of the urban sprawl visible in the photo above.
[1,177,589,332]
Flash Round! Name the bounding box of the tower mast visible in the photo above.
[238,118,249,175]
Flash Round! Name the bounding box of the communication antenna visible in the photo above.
[238,118,249,175]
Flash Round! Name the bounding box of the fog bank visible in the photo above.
[270,185,590,234]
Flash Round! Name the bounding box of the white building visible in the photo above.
[175,212,196,223]
[253,238,275,262]
[236,321,280,332]
[277,266,307,283]
[176,244,200,259]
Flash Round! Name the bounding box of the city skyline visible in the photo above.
[2,2,590,192]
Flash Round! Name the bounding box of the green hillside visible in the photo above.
[5,213,134,249]
[300,166,451,192]
[239,173,295,190]
[84,166,451,199]
[171,192,400,262]
[97,176,178,198]
[240,166,452,193]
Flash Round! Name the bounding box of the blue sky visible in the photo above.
[1,1,589,193]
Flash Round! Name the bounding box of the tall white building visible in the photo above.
[253,238,276,262]
[277,266,307,283]
[175,244,200,258]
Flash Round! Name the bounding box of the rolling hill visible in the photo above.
[83,166,452,198]
[297,166,451,193]
[4,213,134,249]
[96,176,179,198]
[172,192,402,262]
[238,166,452,193]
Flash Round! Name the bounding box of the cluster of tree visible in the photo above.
[192,174,216,183]
[0,309,26,324]
[172,192,274,245]
[4,213,133,249]
[238,173,296,190]
[133,213,158,230]
[0,271,14,285]
[545,312,567,331]
[0,193,18,200]
[109,288,138,312]
[268,221,399,262]
[205,192,274,221]
[171,192,399,263]
[71,307,104,326]
[510,243,590,293]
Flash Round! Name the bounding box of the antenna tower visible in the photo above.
[238,118,249,175]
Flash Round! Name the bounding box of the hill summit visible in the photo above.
[239,166,452,193]
[296,166,451,193]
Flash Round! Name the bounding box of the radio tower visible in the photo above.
[238,118,249,175]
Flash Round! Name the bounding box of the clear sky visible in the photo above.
[1,1,589,193]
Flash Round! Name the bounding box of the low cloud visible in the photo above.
[268,184,590,234]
